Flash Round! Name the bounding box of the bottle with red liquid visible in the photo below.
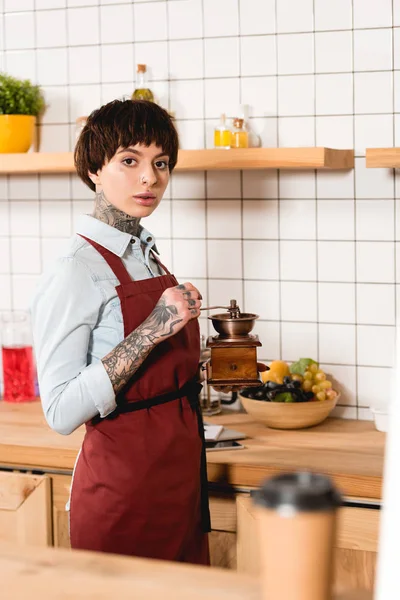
[1,311,36,403]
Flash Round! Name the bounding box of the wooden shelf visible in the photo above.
[0,147,354,175]
[366,148,400,168]
[174,147,354,170]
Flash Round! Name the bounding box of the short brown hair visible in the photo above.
[74,99,179,191]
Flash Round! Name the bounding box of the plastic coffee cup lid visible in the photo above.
[253,472,342,512]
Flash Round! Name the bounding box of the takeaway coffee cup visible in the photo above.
[253,472,342,600]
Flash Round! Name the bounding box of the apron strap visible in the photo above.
[91,377,211,533]
[92,379,203,424]
[78,235,133,285]
[151,250,171,276]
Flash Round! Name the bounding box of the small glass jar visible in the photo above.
[1,311,36,403]
[214,113,231,150]
[231,118,249,149]
[132,64,154,102]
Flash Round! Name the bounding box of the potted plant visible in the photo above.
[0,72,45,153]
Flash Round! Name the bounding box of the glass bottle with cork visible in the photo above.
[132,64,154,102]
[214,113,231,150]
[231,117,248,148]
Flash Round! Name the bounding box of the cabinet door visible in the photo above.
[209,495,237,569]
[0,471,51,547]
[236,495,379,592]
[334,506,379,592]
[51,474,71,548]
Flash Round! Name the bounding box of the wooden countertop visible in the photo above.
[0,542,371,600]
[0,402,385,499]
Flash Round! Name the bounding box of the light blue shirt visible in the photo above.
[30,215,163,436]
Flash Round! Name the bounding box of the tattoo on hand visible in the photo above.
[176,284,186,290]
[188,298,196,307]
[102,297,183,393]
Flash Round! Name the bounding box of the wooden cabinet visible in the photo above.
[334,506,379,592]
[0,465,379,588]
[47,482,239,566]
[236,495,379,592]
[0,471,51,547]
[49,481,240,563]
[209,495,237,569]
[51,474,71,549]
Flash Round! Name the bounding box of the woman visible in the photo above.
[31,99,210,564]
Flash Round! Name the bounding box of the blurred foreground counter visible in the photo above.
[0,542,372,600]
[0,403,383,592]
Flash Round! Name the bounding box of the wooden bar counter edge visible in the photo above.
[0,541,372,600]
[0,402,385,500]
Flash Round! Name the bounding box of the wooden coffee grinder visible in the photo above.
[201,299,262,388]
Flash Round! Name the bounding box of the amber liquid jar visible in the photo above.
[231,118,248,148]
[214,113,231,149]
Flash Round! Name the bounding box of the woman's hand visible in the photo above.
[147,282,203,344]
[102,282,203,395]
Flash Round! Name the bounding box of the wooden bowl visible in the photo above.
[239,394,338,430]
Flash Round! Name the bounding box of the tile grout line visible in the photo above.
[237,0,245,318]
[274,0,283,361]
[312,0,319,367]
[1,2,12,317]
[392,0,398,350]
[351,0,360,419]
[65,1,75,253]
[165,0,174,276]
[200,0,210,339]
[33,0,44,296]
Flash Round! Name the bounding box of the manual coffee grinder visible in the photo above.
[201,299,262,388]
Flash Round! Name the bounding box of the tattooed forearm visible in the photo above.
[102,298,184,394]
[93,190,142,236]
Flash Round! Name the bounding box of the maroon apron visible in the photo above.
[69,237,210,564]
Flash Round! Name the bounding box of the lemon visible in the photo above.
[268,360,290,381]
[261,370,286,384]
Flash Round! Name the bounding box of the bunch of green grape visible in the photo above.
[293,364,338,402]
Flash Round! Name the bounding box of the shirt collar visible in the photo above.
[76,214,158,257]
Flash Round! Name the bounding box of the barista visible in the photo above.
[31,100,210,564]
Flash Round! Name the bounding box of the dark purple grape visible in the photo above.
[296,395,308,403]
[266,381,279,389]
[291,379,301,389]
[305,391,314,400]
[255,389,266,400]
[283,376,292,385]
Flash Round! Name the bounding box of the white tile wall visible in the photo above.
[36,9,67,48]
[168,0,203,39]
[1,0,398,418]
[277,34,313,75]
[239,0,275,35]
[281,322,318,362]
[353,0,392,29]
[276,0,313,33]
[314,0,352,31]
[315,31,353,74]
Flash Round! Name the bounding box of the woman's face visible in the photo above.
[89,142,170,218]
